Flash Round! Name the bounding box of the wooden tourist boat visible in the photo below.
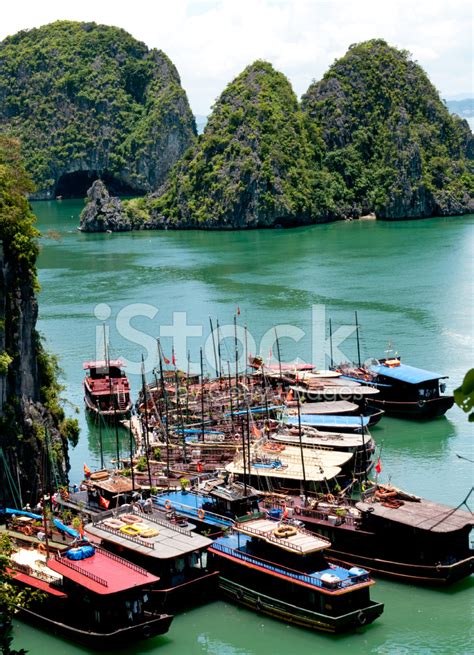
[83,358,132,419]
[207,516,384,632]
[263,487,474,585]
[8,542,173,649]
[339,359,454,419]
[84,505,219,611]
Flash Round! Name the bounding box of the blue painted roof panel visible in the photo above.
[370,363,446,384]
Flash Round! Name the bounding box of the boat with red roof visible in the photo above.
[83,358,132,419]
[8,540,173,649]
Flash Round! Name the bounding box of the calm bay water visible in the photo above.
[13,201,474,654]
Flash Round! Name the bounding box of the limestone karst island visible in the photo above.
[0,10,472,655]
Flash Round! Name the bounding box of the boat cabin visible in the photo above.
[85,506,218,611]
[369,361,448,400]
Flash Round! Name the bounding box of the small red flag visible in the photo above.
[375,457,382,474]
[237,306,241,316]
[171,350,176,366]
[163,354,170,365]
[99,495,110,509]
[83,463,91,479]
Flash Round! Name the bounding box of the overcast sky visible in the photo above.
[2,0,473,115]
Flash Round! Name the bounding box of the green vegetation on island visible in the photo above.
[0,21,196,198]
[138,60,315,228]
[302,39,474,219]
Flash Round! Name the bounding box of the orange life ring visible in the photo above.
[326,494,335,504]
[37,542,47,555]
[24,525,33,536]
[164,499,172,510]
[197,509,205,520]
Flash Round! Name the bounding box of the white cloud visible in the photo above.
[1,0,473,113]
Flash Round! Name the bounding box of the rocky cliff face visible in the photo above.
[0,137,69,506]
[141,60,314,228]
[0,21,196,199]
[301,39,474,219]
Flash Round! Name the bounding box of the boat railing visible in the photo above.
[238,521,328,552]
[141,508,195,537]
[298,507,359,526]
[94,521,156,550]
[235,524,304,553]
[151,495,235,528]
[13,561,60,585]
[54,553,108,587]
[211,542,368,590]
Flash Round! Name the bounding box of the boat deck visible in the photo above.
[271,431,372,449]
[235,518,329,554]
[86,508,212,559]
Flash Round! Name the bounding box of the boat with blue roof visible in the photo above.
[339,356,454,418]
[207,515,384,632]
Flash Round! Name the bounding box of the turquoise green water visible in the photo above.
[13,202,474,653]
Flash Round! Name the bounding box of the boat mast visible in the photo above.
[240,414,247,495]
[296,391,307,499]
[141,355,153,488]
[97,400,104,469]
[217,319,223,378]
[355,311,361,367]
[360,412,368,487]
[227,361,234,433]
[329,318,334,368]
[200,347,205,443]
[234,314,239,411]
[129,417,135,491]
[103,324,120,468]
[41,434,51,558]
[209,317,219,378]
[157,339,170,488]
[275,327,283,382]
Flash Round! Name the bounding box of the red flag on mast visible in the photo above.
[162,353,170,365]
[237,306,241,316]
[375,457,382,474]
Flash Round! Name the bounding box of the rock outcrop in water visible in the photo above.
[301,39,474,219]
[79,180,128,232]
[0,21,196,199]
[0,137,70,505]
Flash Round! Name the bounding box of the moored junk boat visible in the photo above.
[84,505,219,611]
[83,358,132,419]
[266,486,474,585]
[8,542,173,649]
[207,516,384,632]
[339,358,454,418]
